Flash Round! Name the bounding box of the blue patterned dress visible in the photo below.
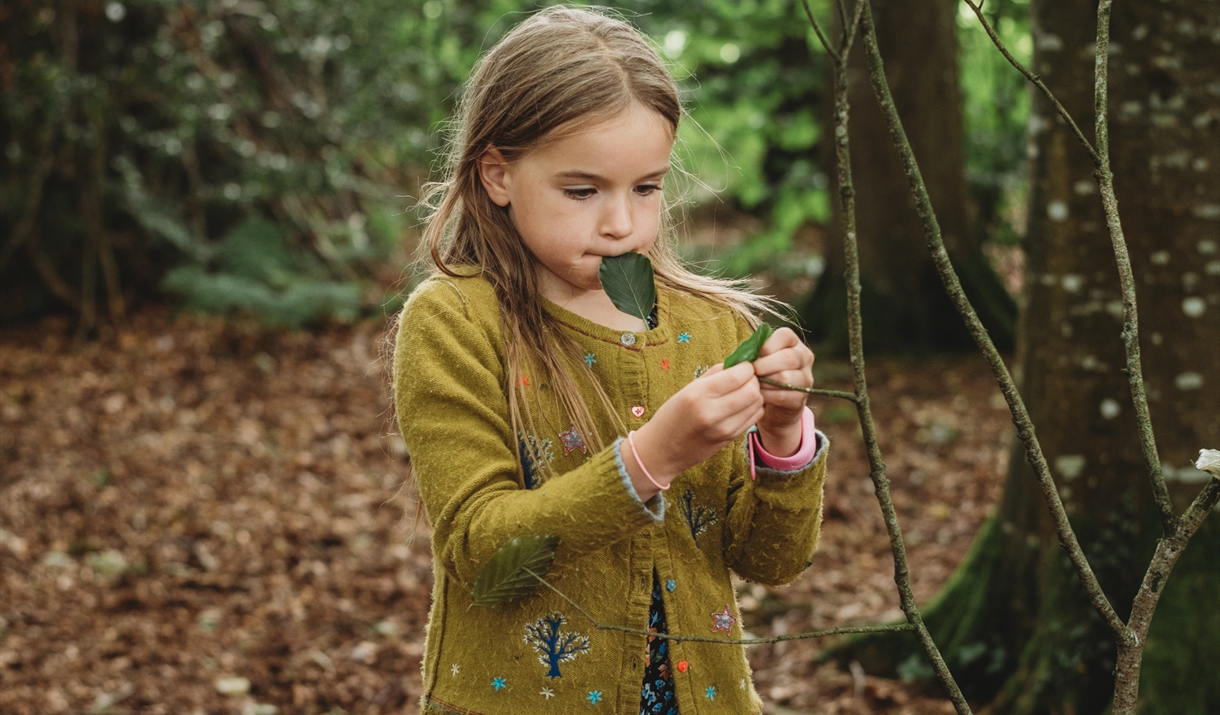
[639,573,678,714]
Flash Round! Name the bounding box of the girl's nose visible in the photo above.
[600,194,633,239]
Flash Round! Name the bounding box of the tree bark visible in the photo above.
[802,0,1015,354]
[846,1,1219,712]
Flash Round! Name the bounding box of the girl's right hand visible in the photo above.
[625,362,764,498]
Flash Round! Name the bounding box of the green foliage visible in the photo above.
[598,253,657,321]
[723,322,773,368]
[2,0,1032,325]
[162,218,361,326]
[1,0,464,325]
[956,0,1032,246]
[471,534,559,607]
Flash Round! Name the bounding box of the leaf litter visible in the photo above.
[0,310,1011,714]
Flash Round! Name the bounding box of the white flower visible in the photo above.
[1195,449,1220,478]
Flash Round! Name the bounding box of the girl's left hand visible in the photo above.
[750,327,815,457]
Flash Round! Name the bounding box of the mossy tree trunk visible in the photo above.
[843,1,1219,712]
[801,0,1015,354]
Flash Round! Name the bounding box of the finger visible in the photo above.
[701,361,759,394]
[754,344,813,381]
[756,327,800,357]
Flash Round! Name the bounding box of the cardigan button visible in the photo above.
[620,332,636,346]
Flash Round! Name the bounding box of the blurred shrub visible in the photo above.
[956,0,1031,247]
[1,0,464,327]
[0,0,1029,327]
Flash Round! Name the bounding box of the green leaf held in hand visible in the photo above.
[723,323,773,369]
[471,534,559,607]
[598,253,656,321]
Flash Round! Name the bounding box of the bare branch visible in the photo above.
[856,3,1131,645]
[1089,0,1175,533]
[801,0,841,62]
[961,0,1099,165]
[759,377,857,402]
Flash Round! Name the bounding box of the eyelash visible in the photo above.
[563,185,662,201]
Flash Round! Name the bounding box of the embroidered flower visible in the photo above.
[450,664,459,676]
[660,358,670,370]
[585,353,597,368]
[677,332,691,344]
[492,677,507,691]
[517,375,531,387]
[711,605,736,634]
[541,687,555,699]
[705,685,717,700]
[587,690,603,704]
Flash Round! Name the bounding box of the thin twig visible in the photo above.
[804,4,973,712]
[857,3,1132,645]
[525,568,914,644]
[759,377,857,402]
[801,0,840,62]
[1087,0,1174,534]
[961,0,1099,164]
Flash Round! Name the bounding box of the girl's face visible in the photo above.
[478,103,674,305]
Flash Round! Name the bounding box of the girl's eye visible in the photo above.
[635,184,662,197]
[563,187,596,200]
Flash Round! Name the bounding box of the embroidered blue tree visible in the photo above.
[523,612,590,678]
[678,489,718,543]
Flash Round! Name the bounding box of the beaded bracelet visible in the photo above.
[626,430,669,492]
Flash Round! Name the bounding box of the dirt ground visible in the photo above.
[0,307,1014,714]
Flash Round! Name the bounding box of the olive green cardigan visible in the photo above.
[393,274,827,714]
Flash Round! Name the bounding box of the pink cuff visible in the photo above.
[748,407,817,480]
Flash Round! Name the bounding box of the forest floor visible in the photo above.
[0,304,1015,715]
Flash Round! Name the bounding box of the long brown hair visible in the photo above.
[410,6,773,484]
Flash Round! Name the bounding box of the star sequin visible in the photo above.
[559,425,587,455]
[492,677,507,691]
[677,332,691,344]
[587,690,603,704]
[584,353,596,368]
[711,605,736,633]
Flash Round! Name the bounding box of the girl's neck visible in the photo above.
[543,286,647,332]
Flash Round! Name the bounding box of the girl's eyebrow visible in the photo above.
[555,167,670,182]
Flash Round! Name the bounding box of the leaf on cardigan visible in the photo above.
[471,534,559,607]
[722,322,773,369]
[598,253,656,321]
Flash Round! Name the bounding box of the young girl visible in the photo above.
[393,7,827,713]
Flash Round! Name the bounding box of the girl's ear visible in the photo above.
[477,147,511,207]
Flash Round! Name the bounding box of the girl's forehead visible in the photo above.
[527,104,674,167]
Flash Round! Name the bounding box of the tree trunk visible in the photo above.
[843,1,1219,712]
[801,0,1015,354]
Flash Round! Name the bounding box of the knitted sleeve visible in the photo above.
[721,317,828,586]
[393,278,662,587]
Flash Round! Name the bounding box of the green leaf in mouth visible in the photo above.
[598,253,657,322]
[723,322,773,369]
[470,534,559,607]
